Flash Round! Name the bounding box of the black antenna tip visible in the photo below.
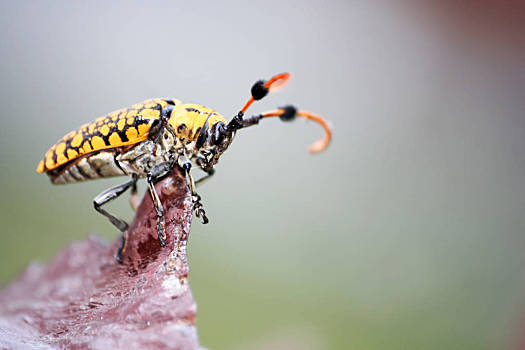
[279,105,297,122]
[251,80,269,101]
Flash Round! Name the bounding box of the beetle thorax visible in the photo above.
[116,128,179,177]
[166,104,232,171]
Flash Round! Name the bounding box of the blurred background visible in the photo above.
[1,1,524,349]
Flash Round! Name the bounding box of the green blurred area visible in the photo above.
[1,2,525,349]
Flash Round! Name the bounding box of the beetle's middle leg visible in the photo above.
[147,161,175,247]
[129,181,139,211]
[93,175,137,263]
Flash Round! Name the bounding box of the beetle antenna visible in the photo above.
[237,105,331,153]
[224,73,331,152]
[240,72,290,115]
[227,73,290,132]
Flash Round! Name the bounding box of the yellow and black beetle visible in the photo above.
[37,73,331,261]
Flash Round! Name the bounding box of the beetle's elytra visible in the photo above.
[37,73,332,262]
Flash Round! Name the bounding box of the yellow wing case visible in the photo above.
[37,98,177,173]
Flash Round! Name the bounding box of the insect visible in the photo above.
[37,73,332,261]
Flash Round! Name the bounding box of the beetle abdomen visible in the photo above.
[48,151,127,184]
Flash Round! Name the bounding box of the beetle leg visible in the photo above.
[117,233,128,264]
[93,175,137,263]
[192,192,208,224]
[147,161,175,247]
[129,181,139,211]
[195,167,215,187]
[178,157,209,224]
[151,105,174,144]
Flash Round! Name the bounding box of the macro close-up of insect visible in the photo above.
[3,2,525,349]
[36,72,332,262]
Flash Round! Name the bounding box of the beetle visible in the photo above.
[37,73,332,261]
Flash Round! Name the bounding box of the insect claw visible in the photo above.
[116,248,124,264]
[200,210,209,224]
[191,194,208,224]
[157,221,167,247]
[158,234,167,247]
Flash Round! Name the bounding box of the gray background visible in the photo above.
[1,1,524,349]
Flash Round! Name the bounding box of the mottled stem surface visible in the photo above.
[0,168,202,350]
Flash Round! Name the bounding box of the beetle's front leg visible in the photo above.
[178,157,209,224]
[147,161,175,247]
[194,154,215,187]
[129,181,139,211]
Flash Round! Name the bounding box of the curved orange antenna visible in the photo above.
[265,72,290,92]
[297,110,332,153]
[240,73,291,115]
[261,108,332,153]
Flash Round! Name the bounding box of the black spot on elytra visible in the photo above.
[117,130,129,142]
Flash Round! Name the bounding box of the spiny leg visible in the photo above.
[179,157,209,224]
[93,175,137,262]
[147,161,175,247]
